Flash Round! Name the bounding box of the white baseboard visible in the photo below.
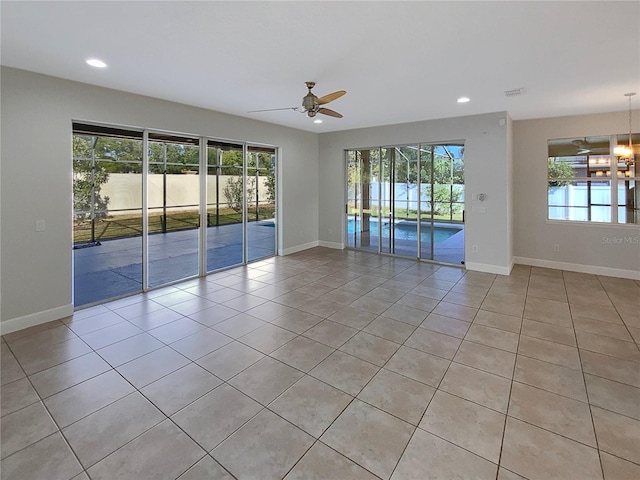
[0,304,74,335]
[281,240,320,256]
[318,240,344,250]
[513,256,640,280]
[464,261,513,276]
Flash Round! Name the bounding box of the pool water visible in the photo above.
[348,219,460,243]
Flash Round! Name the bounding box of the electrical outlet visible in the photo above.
[553,244,560,252]
[36,220,46,232]
[472,245,478,253]
[328,228,333,235]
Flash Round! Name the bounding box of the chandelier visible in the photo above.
[614,92,636,166]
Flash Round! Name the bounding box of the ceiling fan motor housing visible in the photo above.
[302,93,318,114]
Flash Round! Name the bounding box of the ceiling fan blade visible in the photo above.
[318,107,343,118]
[248,106,298,113]
[317,90,346,105]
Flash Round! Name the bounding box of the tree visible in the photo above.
[548,158,575,187]
[223,176,255,214]
[262,154,276,204]
[264,168,276,204]
[73,136,110,221]
[98,137,144,173]
[220,149,243,176]
[148,141,199,174]
[422,149,464,217]
[391,147,418,184]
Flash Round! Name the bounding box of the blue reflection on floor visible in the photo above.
[73,222,276,307]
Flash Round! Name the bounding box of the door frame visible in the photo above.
[343,141,465,266]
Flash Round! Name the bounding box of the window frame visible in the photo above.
[547,133,638,225]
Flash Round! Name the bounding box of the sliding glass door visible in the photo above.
[419,144,465,263]
[247,146,277,262]
[391,145,419,258]
[206,141,245,272]
[72,127,144,305]
[380,149,392,254]
[73,123,278,308]
[346,142,464,265]
[147,134,200,287]
[346,149,380,252]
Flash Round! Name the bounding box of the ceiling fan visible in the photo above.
[572,138,592,154]
[249,82,346,119]
[571,138,608,155]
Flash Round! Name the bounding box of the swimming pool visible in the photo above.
[347,219,461,243]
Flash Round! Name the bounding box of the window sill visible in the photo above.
[545,219,640,229]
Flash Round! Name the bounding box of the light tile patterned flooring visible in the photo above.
[1,247,639,479]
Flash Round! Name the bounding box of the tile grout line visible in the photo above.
[570,270,607,480]
[493,265,529,480]
[387,269,500,479]
[4,254,637,479]
[270,260,444,480]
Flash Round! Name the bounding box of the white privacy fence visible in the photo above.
[98,174,271,214]
[349,182,465,206]
[548,184,629,222]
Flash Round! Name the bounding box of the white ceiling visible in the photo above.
[2,1,639,133]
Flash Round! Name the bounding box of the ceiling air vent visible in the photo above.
[505,88,526,97]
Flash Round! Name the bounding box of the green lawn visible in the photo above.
[348,206,463,222]
[74,205,275,244]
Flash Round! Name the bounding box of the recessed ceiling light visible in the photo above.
[457,97,470,103]
[314,119,323,124]
[86,58,107,68]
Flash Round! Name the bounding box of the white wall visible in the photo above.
[1,67,319,328]
[318,112,512,274]
[513,111,640,279]
[506,114,514,266]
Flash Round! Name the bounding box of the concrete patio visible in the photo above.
[73,221,276,307]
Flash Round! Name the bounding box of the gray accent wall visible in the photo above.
[2,66,637,332]
[1,67,319,327]
[317,112,513,274]
[513,111,640,278]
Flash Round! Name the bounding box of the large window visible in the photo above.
[547,134,638,224]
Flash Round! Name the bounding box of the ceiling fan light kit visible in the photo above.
[249,81,346,120]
